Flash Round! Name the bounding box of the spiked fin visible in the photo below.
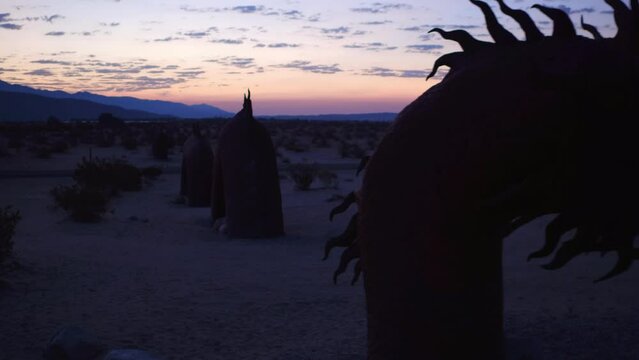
[329,192,357,221]
[356,156,370,176]
[351,260,362,285]
[496,0,544,42]
[542,227,597,270]
[605,0,634,39]
[470,0,519,44]
[595,250,634,282]
[528,213,577,261]
[532,4,577,39]
[427,52,465,81]
[429,28,491,52]
[333,242,360,284]
[581,16,604,40]
[323,214,358,260]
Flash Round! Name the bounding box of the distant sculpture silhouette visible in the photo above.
[180,124,214,207]
[327,1,639,359]
[211,91,284,238]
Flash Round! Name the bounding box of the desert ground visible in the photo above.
[1,120,639,359]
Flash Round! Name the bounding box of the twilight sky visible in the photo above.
[0,0,621,115]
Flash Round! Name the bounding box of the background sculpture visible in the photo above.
[180,123,214,207]
[328,1,639,358]
[211,91,284,238]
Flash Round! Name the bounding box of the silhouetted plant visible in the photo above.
[141,166,162,180]
[152,131,173,160]
[121,135,139,150]
[98,113,124,127]
[0,206,21,265]
[338,141,366,159]
[288,163,319,191]
[73,157,142,195]
[51,185,109,222]
[317,169,339,189]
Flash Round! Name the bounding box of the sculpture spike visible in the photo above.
[323,214,358,260]
[580,16,604,40]
[247,88,251,100]
[496,0,544,42]
[351,260,362,285]
[429,28,491,52]
[528,213,577,261]
[604,0,633,38]
[532,5,577,39]
[594,249,634,282]
[426,52,465,81]
[333,242,360,284]
[469,0,519,44]
[329,192,357,221]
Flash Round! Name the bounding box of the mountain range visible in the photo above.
[0,80,232,120]
[0,80,397,122]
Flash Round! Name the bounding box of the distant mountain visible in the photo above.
[0,91,161,121]
[259,112,397,122]
[0,80,233,118]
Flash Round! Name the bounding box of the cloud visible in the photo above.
[273,60,342,74]
[0,23,22,30]
[176,70,205,79]
[25,69,55,76]
[344,42,397,51]
[42,14,64,23]
[361,20,392,25]
[405,44,444,53]
[361,67,428,78]
[232,5,264,13]
[153,36,184,42]
[268,42,300,48]
[109,76,186,92]
[45,31,65,36]
[31,59,73,66]
[351,3,412,14]
[321,26,349,34]
[210,38,244,44]
[99,22,120,27]
[399,24,480,32]
[0,13,11,22]
[206,56,255,69]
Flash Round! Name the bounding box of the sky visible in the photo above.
[0,0,622,115]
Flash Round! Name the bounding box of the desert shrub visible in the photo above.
[141,166,162,180]
[31,145,52,159]
[338,141,367,159]
[152,132,173,160]
[8,136,23,151]
[282,137,309,153]
[0,136,8,156]
[317,169,339,189]
[73,157,142,194]
[51,185,108,222]
[121,135,139,150]
[50,140,69,153]
[0,206,21,265]
[96,132,115,148]
[288,163,319,191]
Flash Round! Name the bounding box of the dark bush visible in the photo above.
[288,163,319,191]
[338,141,366,159]
[0,206,21,265]
[317,169,339,189]
[152,132,173,160]
[73,157,142,194]
[51,185,109,222]
[141,166,162,180]
[121,135,139,150]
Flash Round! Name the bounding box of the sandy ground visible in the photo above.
[2,145,639,359]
